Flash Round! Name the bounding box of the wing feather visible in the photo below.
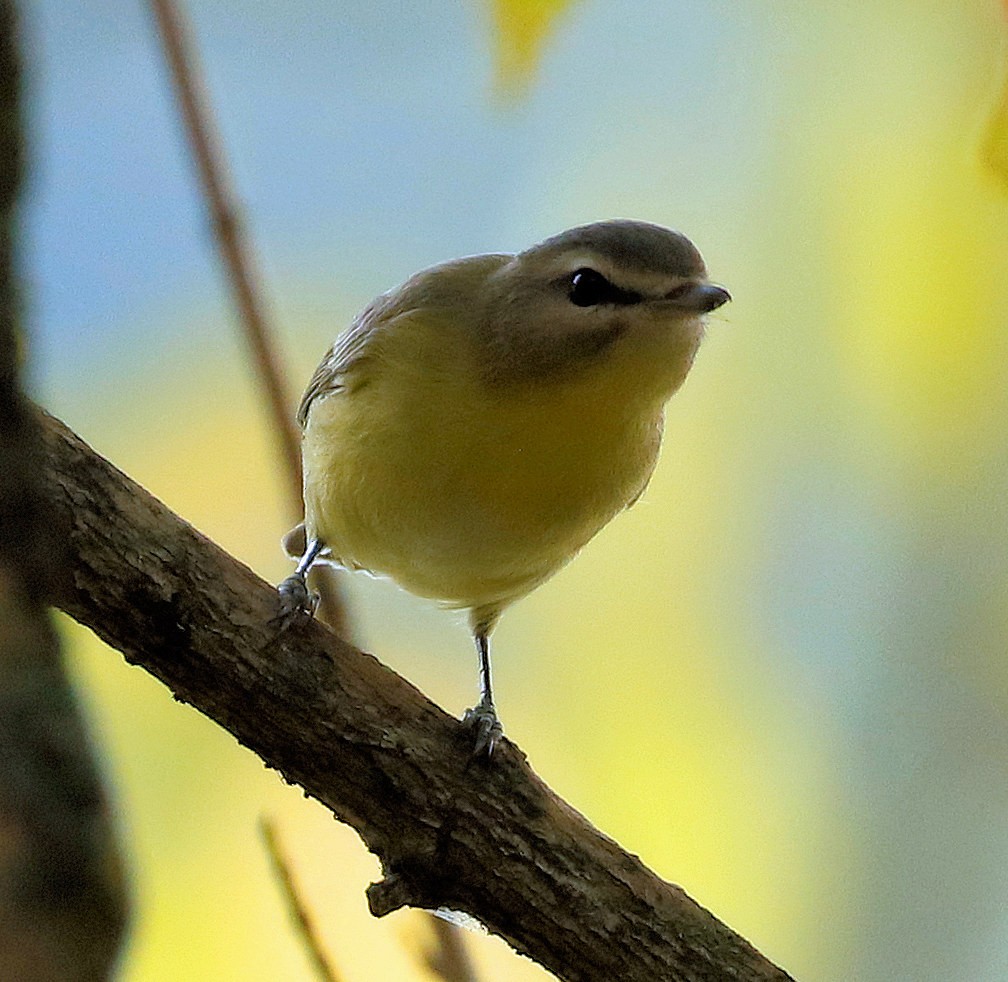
[296,295,390,427]
[296,254,511,427]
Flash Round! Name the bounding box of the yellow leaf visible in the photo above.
[488,0,578,96]
[982,75,1008,188]
[981,5,1008,187]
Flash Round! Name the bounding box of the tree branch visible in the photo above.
[39,410,794,982]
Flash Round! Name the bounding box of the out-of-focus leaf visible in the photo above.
[982,72,1008,188]
[488,0,578,96]
[981,1,1008,187]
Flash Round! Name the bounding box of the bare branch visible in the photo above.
[147,0,300,501]
[39,410,794,982]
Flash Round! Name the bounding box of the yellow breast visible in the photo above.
[302,314,682,622]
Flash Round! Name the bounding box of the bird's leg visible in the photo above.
[275,537,324,624]
[462,629,503,758]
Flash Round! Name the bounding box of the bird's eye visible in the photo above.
[568,268,612,307]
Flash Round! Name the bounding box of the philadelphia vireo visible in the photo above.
[278,220,729,756]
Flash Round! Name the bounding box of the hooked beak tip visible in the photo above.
[665,282,731,314]
[693,283,731,314]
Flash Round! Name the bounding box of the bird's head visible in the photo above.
[479,219,730,400]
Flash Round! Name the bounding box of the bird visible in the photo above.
[277,219,729,757]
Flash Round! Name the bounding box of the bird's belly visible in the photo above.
[302,383,661,612]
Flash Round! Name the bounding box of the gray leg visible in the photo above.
[462,629,503,758]
[275,537,324,623]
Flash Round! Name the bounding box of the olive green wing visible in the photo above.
[296,299,386,427]
[296,253,511,427]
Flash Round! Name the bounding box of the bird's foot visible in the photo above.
[271,573,319,629]
[462,701,503,760]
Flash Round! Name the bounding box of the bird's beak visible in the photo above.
[667,282,731,314]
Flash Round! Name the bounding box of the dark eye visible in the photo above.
[568,268,612,307]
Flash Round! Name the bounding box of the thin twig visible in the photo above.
[147,0,347,636]
[148,0,300,504]
[260,817,345,982]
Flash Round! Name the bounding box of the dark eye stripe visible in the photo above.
[567,268,642,307]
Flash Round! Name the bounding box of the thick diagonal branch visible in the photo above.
[39,410,793,982]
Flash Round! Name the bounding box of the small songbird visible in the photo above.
[278,220,729,756]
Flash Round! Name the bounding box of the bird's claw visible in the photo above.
[271,573,319,630]
[462,703,503,760]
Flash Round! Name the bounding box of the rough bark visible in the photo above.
[39,410,794,982]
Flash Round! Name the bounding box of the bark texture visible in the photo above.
[40,411,794,982]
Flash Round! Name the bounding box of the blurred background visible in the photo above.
[19,0,1008,979]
